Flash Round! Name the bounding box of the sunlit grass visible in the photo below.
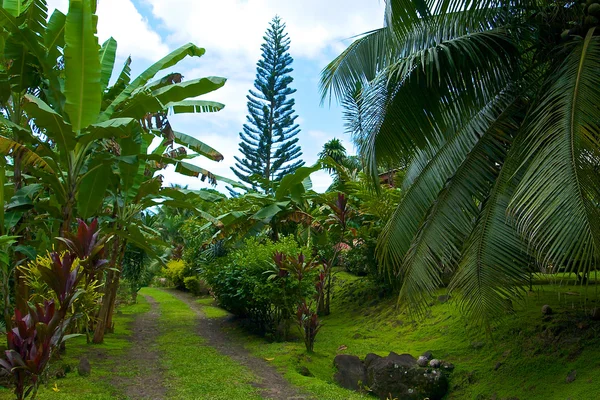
[225,271,600,399]
[140,287,262,400]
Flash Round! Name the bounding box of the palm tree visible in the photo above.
[319,138,348,165]
[321,0,600,324]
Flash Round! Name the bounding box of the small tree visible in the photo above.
[232,16,304,193]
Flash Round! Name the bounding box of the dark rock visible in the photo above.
[440,361,455,372]
[438,295,450,304]
[77,357,91,377]
[298,366,314,377]
[333,355,367,391]
[421,350,433,360]
[566,370,577,383]
[366,353,448,400]
[590,308,600,321]
[55,368,66,379]
[387,352,417,367]
[429,359,441,368]
[417,356,429,367]
[364,353,382,369]
[541,305,553,315]
[494,362,503,371]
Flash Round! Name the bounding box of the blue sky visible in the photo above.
[47,0,386,192]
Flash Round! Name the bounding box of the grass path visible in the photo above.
[161,288,309,400]
[115,295,166,400]
[141,287,310,400]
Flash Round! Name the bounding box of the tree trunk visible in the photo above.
[92,237,120,344]
[11,149,29,313]
[92,236,127,343]
[93,268,114,344]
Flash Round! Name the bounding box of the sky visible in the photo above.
[47,0,387,193]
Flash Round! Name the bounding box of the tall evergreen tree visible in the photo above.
[232,16,304,193]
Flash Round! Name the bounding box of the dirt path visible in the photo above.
[115,295,167,400]
[165,289,310,400]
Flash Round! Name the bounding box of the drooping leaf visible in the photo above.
[172,131,223,161]
[0,135,55,174]
[152,76,226,105]
[23,94,75,151]
[76,162,111,219]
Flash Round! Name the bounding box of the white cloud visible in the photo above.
[45,0,384,194]
[46,0,169,62]
[143,0,385,64]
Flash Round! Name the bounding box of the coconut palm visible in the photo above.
[321,0,600,324]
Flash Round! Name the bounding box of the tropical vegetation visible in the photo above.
[1,0,599,399]
[322,0,600,325]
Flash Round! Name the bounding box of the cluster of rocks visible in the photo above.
[333,351,453,400]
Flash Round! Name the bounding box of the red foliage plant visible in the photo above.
[1,219,107,400]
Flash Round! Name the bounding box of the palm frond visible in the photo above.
[320,27,396,104]
[376,82,520,280]
[399,90,521,312]
[509,31,600,272]
[451,138,530,327]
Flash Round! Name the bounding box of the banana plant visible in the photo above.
[201,163,324,244]
[0,0,232,327]
[0,0,229,234]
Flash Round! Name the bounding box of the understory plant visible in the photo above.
[201,236,316,338]
[296,301,321,353]
[317,193,356,315]
[0,220,107,400]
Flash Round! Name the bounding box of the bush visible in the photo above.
[343,237,396,293]
[164,259,190,290]
[184,276,208,296]
[201,236,317,339]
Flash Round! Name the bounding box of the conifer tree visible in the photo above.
[231,16,303,193]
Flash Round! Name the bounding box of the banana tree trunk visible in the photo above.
[92,236,127,343]
[93,237,120,343]
[10,148,30,313]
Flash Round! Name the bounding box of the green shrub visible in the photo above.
[184,276,208,296]
[164,259,190,290]
[200,236,316,339]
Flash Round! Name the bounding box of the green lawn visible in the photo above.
[223,272,600,399]
[3,275,599,400]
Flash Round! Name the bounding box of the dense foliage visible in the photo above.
[322,0,600,324]
[199,236,316,339]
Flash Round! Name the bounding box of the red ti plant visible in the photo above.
[296,301,321,353]
[1,219,106,400]
[268,252,316,340]
[56,219,108,286]
[319,192,356,316]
